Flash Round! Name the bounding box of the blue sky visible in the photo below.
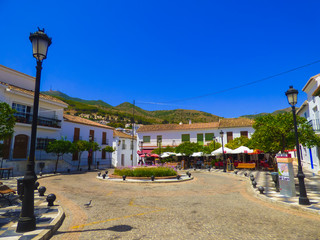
[1,1,320,118]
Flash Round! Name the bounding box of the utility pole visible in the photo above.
[131,100,135,166]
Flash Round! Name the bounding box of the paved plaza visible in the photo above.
[33,170,320,240]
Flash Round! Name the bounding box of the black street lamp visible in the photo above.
[220,130,226,172]
[139,140,144,164]
[285,86,310,205]
[17,28,52,232]
[158,139,162,162]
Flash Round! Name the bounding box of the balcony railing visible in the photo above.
[14,112,61,128]
[308,119,320,131]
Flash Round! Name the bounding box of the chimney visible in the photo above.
[189,119,192,125]
[179,122,183,125]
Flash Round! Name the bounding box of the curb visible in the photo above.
[211,170,320,216]
[96,175,194,183]
[33,205,65,240]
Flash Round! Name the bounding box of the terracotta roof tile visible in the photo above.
[218,118,254,128]
[0,80,67,106]
[137,118,253,132]
[113,130,136,139]
[63,114,114,130]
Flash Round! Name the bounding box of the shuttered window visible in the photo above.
[227,132,233,143]
[197,134,203,145]
[240,131,248,138]
[181,134,190,142]
[143,136,150,143]
[205,133,214,141]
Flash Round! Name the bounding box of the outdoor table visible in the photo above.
[0,167,13,179]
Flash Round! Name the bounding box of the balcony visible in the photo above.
[14,112,61,128]
[308,119,320,132]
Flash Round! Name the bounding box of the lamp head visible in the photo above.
[29,28,52,61]
[219,130,224,138]
[285,85,298,107]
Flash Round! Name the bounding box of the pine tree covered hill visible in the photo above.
[42,90,289,124]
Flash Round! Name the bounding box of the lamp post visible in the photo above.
[158,139,162,163]
[285,86,310,205]
[220,130,226,172]
[17,28,52,232]
[139,140,144,164]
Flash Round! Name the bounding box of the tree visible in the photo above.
[249,113,320,154]
[103,145,115,152]
[174,142,203,156]
[72,140,90,171]
[0,102,16,141]
[87,141,101,170]
[46,138,73,173]
[203,140,221,154]
[225,136,250,150]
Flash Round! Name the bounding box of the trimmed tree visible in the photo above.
[73,140,90,171]
[87,141,101,170]
[0,102,16,140]
[248,113,320,168]
[225,136,250,150]
[46,138,73,173]
[203,140,221,154]
[0,102,15,161]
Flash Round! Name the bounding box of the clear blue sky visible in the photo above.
[1,0,320,118]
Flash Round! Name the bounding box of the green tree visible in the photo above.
[203,140,221,154]
[46,138,73,173]
[72,140,90,171]
[103,145,115,153]
[225,136,250,150]
[174,142,203,156]
[0,102,16,141]
[87,141,101,170]
[249,113,320,154]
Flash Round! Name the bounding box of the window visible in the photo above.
[12,103,26,116]
[197,134,204,145]
[181,134,190,142]
[157,135,162,146]
[102,149,106,159]
[130,140,133,150]
[102,132,107,144]
[121,154,125,166]
[240,131,248,138]
[36,138,55,150]
[205,133,214,141]
[122,140,126,149]
[143,136,150,143]
[227,132,233,143]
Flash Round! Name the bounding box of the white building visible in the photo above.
[0,65,115,175]
[61,114,114,170]
[297,74,320,173]
[112,130,137,167]
[0,65,68,175]
[137,118,254,155]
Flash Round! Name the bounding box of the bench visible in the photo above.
[0,185,16,205]
[236,163,256,169]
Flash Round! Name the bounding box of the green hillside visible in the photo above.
[41,91,222,125]
[240,107,293,119]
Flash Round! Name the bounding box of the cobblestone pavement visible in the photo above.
[38,170,320,240]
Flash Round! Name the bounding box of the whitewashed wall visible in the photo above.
[112,137,137,167]
[137,126,254,151]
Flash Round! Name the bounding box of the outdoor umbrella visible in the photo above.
[231,146,253,154]
[211,147,234,156]
[191,152,203,157]
[150,154,159,158]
